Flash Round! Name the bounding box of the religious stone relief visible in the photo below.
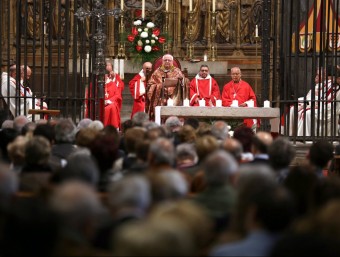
[181,0,262,45]
[183,0,206,44]
[45,0,66,40]
[240,0,252,43]
[216,0,237,44]
[21,0,67,41]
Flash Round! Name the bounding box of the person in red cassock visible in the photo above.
[128,61,153,119]
[103,61,124,129]
[222,66,258,128]
[189,64,221,106]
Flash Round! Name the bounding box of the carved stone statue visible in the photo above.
[216,0,237,44]
[240,0,252,43]
[22,0,41,40]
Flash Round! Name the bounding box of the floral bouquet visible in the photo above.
[127,19,167,64]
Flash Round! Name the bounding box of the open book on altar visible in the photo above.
[163,78,179,88]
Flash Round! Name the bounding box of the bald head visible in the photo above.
[223,138,243,163]
[13,115,29,133]
[20,65,32,81]
[230,67,241,83]
[143,62,153,75]
[252,131,273,154]
[256,131,273,146]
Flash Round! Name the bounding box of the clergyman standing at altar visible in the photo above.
[146,54,184,120]
[189,64,221,106]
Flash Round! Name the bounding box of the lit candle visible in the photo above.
[216,99,222,107]
[263,100,270,108]
[142,0,145,19]
[119,59,124,80]
[212,0,215,12]
[232,100,238,107]
[121,0,124,11]
[255,25,258,37]
[167,98,174,106]
[166,0,169,11]
[114,58,119,74]
[85,54,89,78]
[183,98,190,107]
[189,0,192,11]
[199,99,205,107]
[44,22,47,35]
[203,54,207,62]
[247,99,254,107]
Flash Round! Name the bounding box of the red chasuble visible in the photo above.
[189,74,221,106]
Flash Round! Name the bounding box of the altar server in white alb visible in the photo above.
[294,67,340,136]
[189,64,221,106]
[128,62,153,118]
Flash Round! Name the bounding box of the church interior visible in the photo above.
[1,1,340,256]
[1,0,340,140]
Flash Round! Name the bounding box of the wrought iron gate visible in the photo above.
[278,0,340,141]
[0,0,105,123]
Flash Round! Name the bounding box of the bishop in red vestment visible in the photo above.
[222,67,258,128]
[189,65,221,106]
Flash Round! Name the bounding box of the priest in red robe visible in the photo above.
[128,61,152,118]
[222,67,258,128]
[103,62,124,129]
[189,65,221,106]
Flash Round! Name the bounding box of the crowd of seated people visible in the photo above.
[0,114,340,256]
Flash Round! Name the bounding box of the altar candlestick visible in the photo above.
[119,59,124,80]
[263,100,270,108]
[199,99,205,107]
[232,100,239,107]
[216,99,222,107]
[114,58,119,74]
[247,99,254,107]
[142,0,145,19]
[167,98,174,106]
[183,98,190,107]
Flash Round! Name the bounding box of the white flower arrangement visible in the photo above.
[127,19,167,63]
